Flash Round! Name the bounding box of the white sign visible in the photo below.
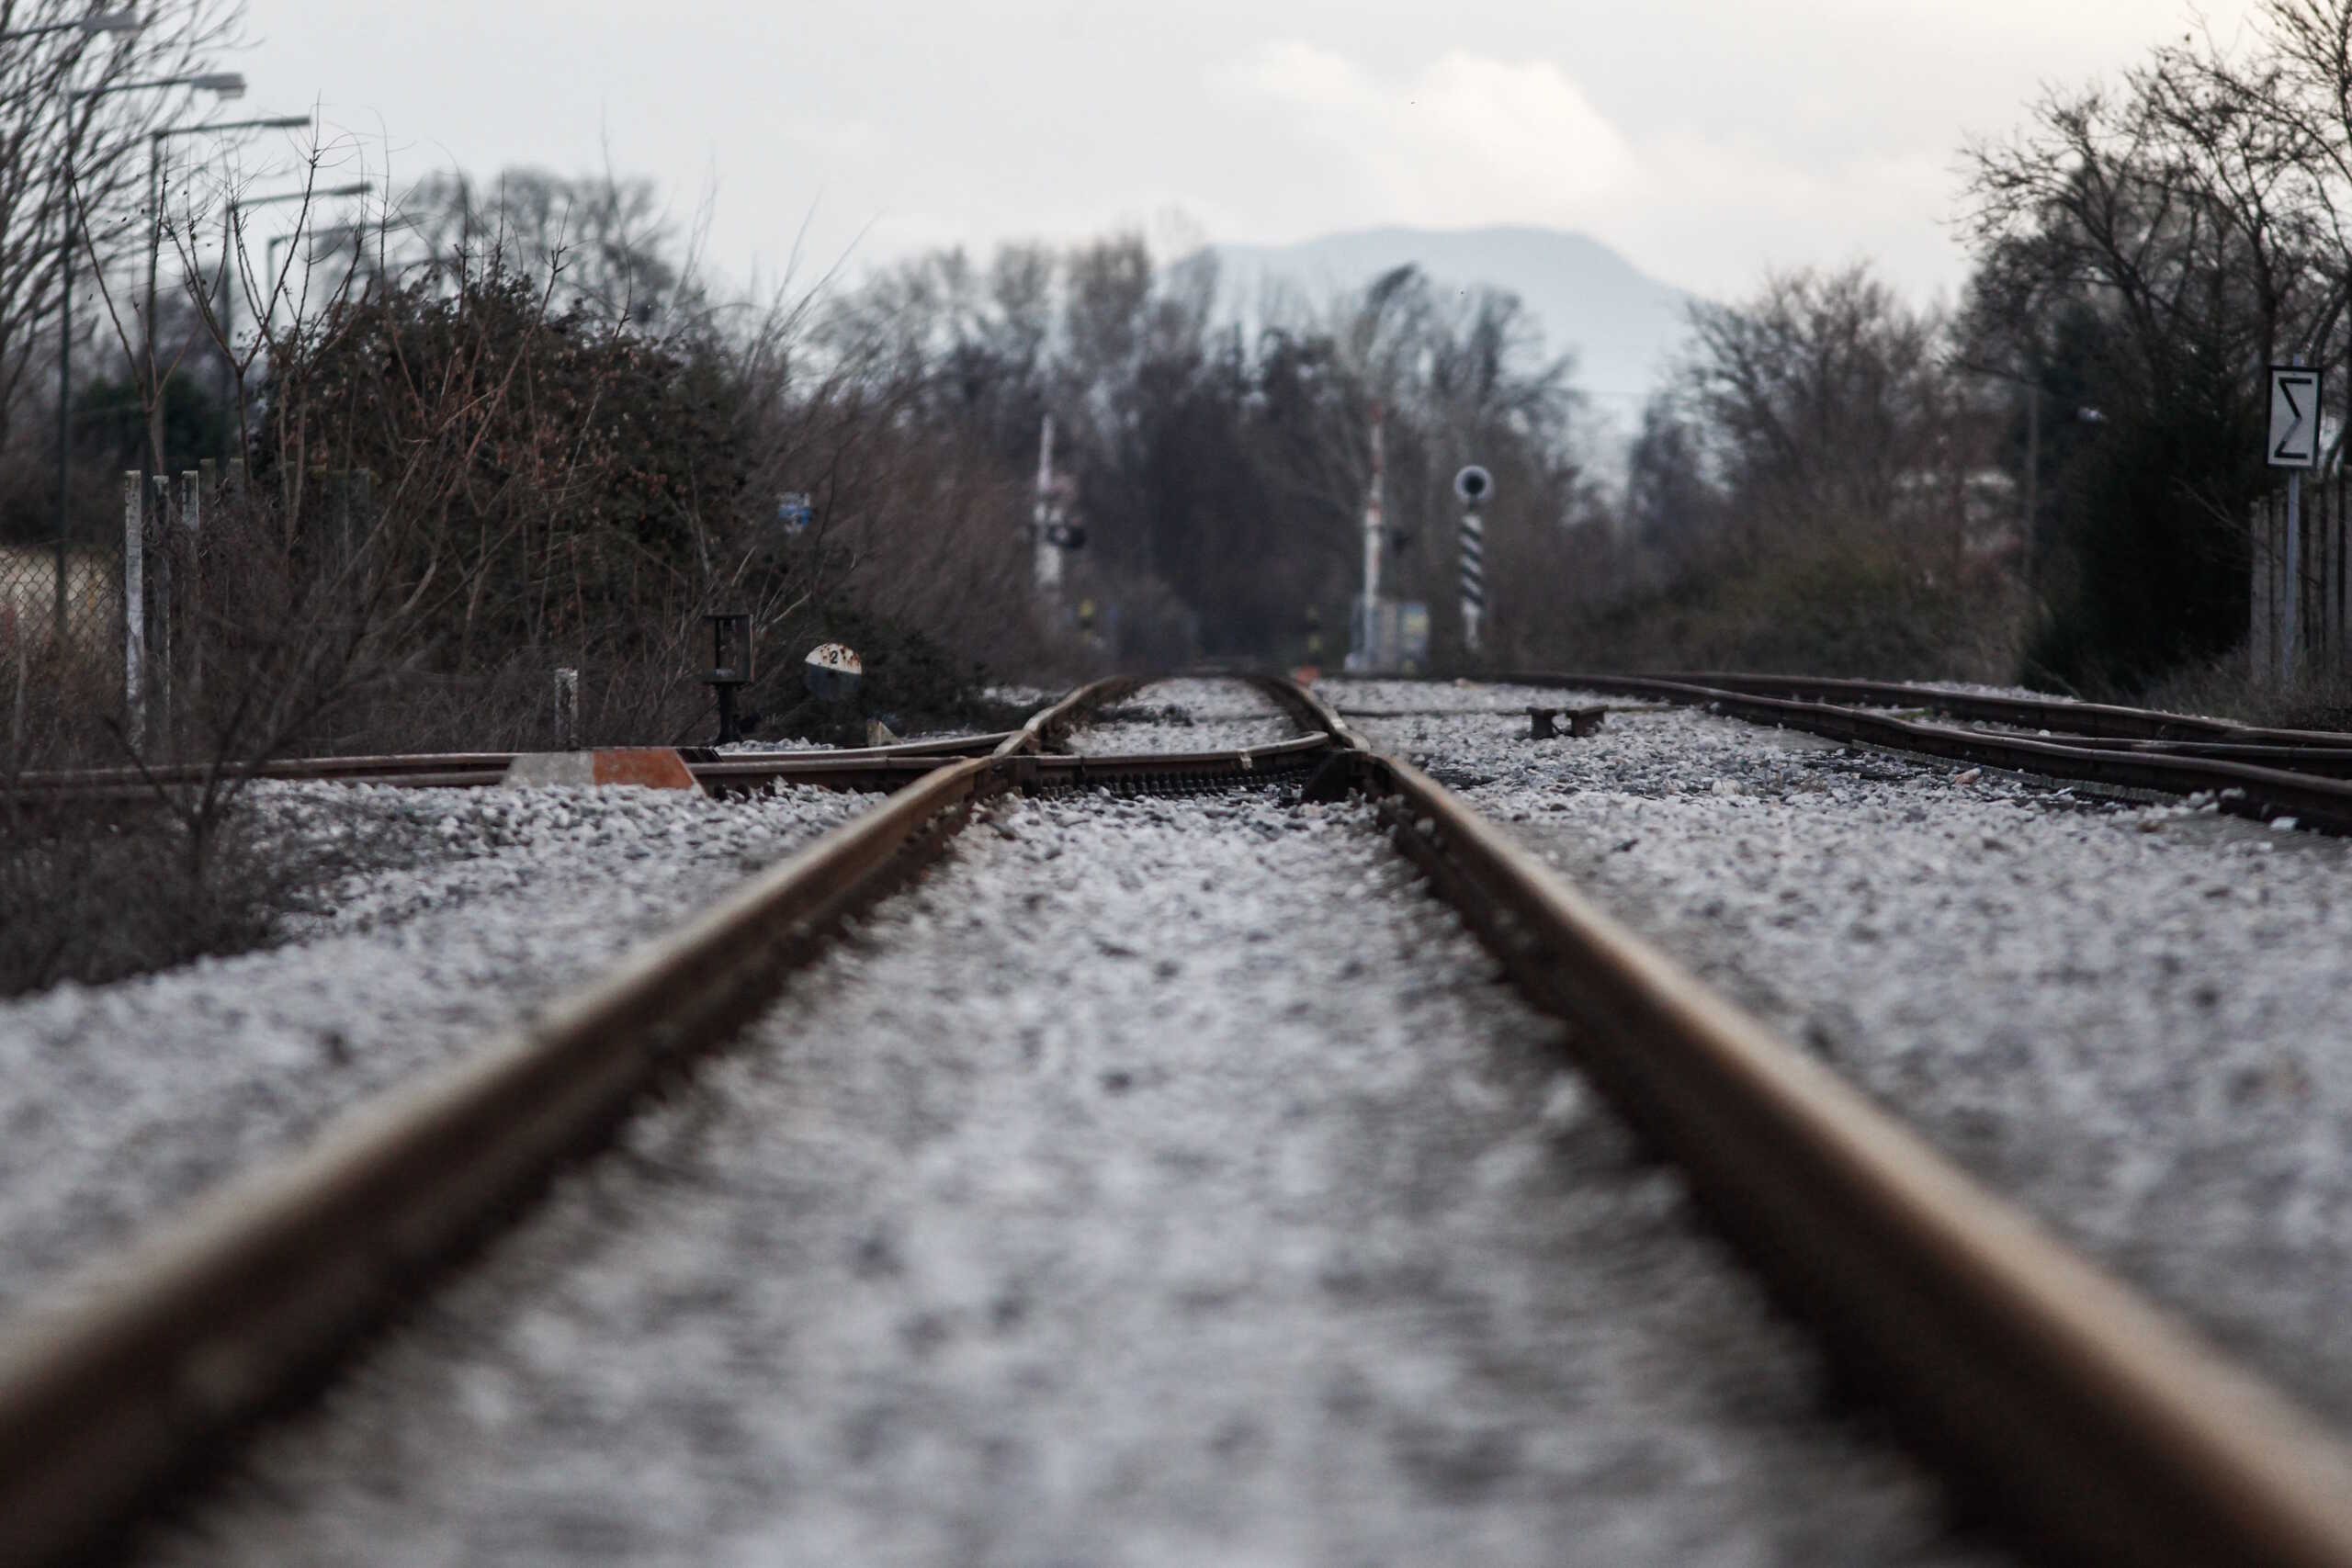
[2268,367,2324,469]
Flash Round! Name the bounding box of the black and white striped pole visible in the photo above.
[1454,465,1491,658]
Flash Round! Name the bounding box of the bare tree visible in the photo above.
[0,0,242,451]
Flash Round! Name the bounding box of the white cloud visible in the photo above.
[1217,43,1638,226]
[1214,41,1969,299]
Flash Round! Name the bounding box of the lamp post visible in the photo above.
[220,182,364,368]
[0,9,139,42]
[53,67,243,646]
[261,213,412,328]
[144,108,304,469]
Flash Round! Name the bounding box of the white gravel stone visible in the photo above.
[1329,675,2352,1435]
[0,779,865,1317]
[147,787,1991,1567]
[1062,676,1299,754]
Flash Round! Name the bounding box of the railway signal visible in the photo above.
[1454,465,1491,658]
[705,612,755,744]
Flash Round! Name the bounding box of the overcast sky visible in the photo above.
[236,0,2261,304]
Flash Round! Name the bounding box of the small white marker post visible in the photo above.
[2267,357,2324,682]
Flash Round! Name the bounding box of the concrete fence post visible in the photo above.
[150,472,172,742]
[555,666,581,750]
[181,469,202,717]
[122,471,144,747]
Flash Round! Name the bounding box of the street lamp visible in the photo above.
[263,213,413,318]
[221,182,367,352]
[51,67,247,644]
[142,110,306,464]
[0,10,141,42]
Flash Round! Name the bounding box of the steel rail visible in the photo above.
[993,675,1147,757]
[1275,675,2352,1567]
[2,675,1237,809]
[4,731,1021,797]
[0,752,1005,1566]
[1475,669,2346,747]
[25,670,2352,1565]
[1341,670,2352,829]
[0,688,1312,1566]
[1519,674,2352,831]
[1637,670,2352,747]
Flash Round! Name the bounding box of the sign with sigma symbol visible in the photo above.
[2268,367,2324,469]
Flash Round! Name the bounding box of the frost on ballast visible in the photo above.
[1329,675,2352,1437]
[1061,675,1300,754]
[0,779,866,1318]
[149,787,1991,1568]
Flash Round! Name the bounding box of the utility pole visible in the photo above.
[2023,382,2040,596]
[54,155,73,646]
[1348,402,1385,671]
[1034,413,1062,598]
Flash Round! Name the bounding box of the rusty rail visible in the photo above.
[15,671,2352,1566]
[1283,676,2352,1566]
[2,730,1024,807]
[1489,669,2351,747]
[0,682,1315,1566]
[1524,674,2352,832]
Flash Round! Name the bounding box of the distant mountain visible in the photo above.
[1205,225,1698,413]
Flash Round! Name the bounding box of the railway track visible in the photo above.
[4,674,2352,1563]
[1370,671,2352,833]
[1,728,1024,808]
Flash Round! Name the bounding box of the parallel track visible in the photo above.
[1,731,1023,810]
[1369,671,2352,832]
[5,674,2352,1565]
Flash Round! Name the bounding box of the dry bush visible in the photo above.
[2132,653,2352,732]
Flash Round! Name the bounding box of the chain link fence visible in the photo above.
[0,535,121,680]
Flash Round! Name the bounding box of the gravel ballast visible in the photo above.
[149,786,1994,1568]
[1331,676,2352,1435]
[0,779,864,1318]
[1061,675,1300,753]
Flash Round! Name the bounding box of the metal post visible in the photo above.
[2284,352,2308,685]
[1350,403,1385,671]
[2286,469,2302,685]
[146,136,162,473]
[1459,505,1486,657]
[122,471,145,747]
[2023,383,2040,594]
[704,612,751,745]
[54,159,72,649]
[220,198,236,389]
[188,466,208,706]
[1033,414,1062,598]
